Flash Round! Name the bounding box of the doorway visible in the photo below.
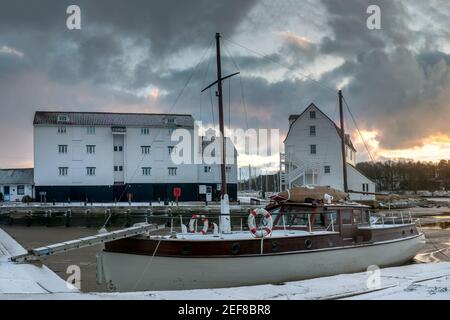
[3,186,10,202]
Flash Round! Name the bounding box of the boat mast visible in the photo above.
[339,90,348,193]
[201,33,239,199]
[215,33,227,197]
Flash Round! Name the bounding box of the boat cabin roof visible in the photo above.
[267,201,371,211]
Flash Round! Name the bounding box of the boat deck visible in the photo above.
[150,229,339,241]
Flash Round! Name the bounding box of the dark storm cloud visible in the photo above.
[316,0,450,150]
[0,0,258,84]
[0,0,449,168]
[320,0,411,57]
[0,0,259,167]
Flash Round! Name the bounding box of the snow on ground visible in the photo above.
[0,228,78,296]
[1,226,450,300]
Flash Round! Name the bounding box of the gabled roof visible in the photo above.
[0,169,34,185]
[285,103,356,151]
[33,111,194,128]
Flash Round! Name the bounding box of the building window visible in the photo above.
[226,166,232,173]
[86,167,96,176]
[58,167,68,176]
[362,183,369,193]
[58,145,68,154]
[141,128,149,135]
[114,166,123,172]
[310,144,317,154]
[324,165,331,174]
[86,145,96,154]
[17,185,25,195]
[166,117,176,124]
[142,167,152,176]
[168,146,176,155]
[87,126,95,135]
[168,167,177,176]
[141,146,151,154]
[57,126,67,134]
[204,166,211,173]
[114,146,123,152]
[309,125,316,136]
[309,110,316,119]
[57,115,69,122]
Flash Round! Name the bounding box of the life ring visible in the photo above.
[248,208,273,238]
[188,214,208,235]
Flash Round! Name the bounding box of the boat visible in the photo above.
[97,33,425,292]
[99,201,425,291]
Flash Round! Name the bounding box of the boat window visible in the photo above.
[353,210,362,224]
[363,210,370,224]
[276,207,331,230]
[269,207,280,219]
[276,207,308,227]
[341,210,352,224]
[324,210,338,231]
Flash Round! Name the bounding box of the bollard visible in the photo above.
[46,210,52,227]
[85,209,91,228]
[125,209,131,227]
[26,210,32,227]
[7,211,13,226]
[65,209,72,228]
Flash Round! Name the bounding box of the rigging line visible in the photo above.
[228,77,231,130]
[222,36,336,95]
[115,37,215,203]
[222,42,249,130]
[342,96,375,163]
[209,87,216,128]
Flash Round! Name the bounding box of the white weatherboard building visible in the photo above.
[33,112,237,202]
[281,103,375,200]
[0,169,34,202]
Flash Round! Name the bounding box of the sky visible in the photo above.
[0,0,449,173]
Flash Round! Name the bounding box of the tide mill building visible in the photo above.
[280,103,375,200]
[33,111,238,202]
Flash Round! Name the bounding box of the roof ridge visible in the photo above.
[34,111,193,116]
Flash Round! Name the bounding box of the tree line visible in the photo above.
[356,160,450,192]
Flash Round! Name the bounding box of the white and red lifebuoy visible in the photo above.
[248,208,273,238]
[188,214,209,235]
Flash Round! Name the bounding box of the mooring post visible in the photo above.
[65,209,72,228]
[125,209,131,227]
[26,210,32,227]
[85,209,91,228]
[46,210,52,227]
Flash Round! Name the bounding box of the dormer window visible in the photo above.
[309,110,316,119]
[165,117,176,125]
[57,115,69,123]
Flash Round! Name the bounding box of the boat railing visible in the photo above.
[152,211,338,234]
[368,210,414,227]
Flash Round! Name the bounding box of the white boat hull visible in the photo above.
[99,234,425,292]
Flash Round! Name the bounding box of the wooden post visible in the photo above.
[215,32,227,197]
[339,90,348,193]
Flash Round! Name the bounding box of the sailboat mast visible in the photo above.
[339,90,348,193]
[215,32,227,197]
